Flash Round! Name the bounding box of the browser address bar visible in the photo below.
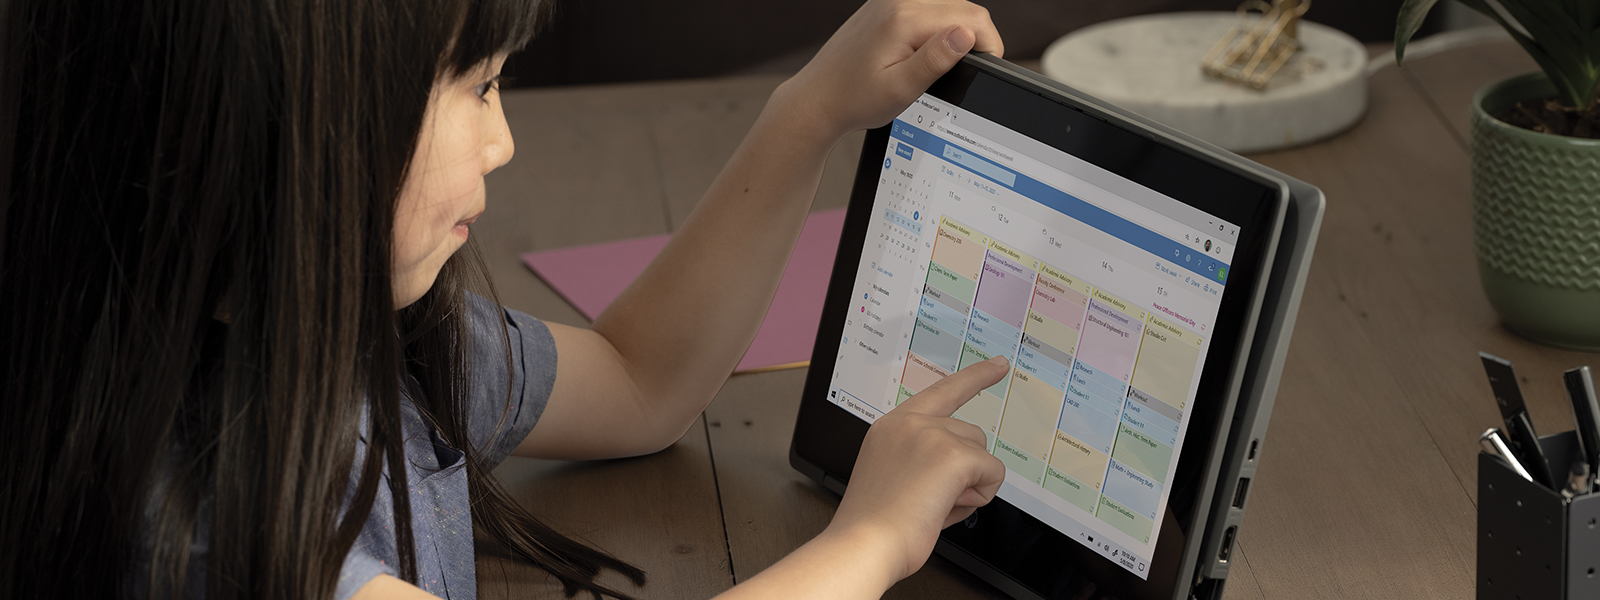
[933,119,1235,262]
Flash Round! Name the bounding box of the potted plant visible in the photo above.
[1396,0,1600,350]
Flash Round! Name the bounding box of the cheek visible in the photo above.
[391,188,439,268]
[391,98,489,272]
[410,145,485,216]
[391,167,479,273]
[399,164,473,230]
[435,170,483,208]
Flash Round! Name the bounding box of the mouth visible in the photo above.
[453,210,483,238]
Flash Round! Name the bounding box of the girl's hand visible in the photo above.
[775,0,1004,146]
[825,356,1010,583]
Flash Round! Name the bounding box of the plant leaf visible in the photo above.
[1493,0,1596,107]
[1498,2,1584,68]
[1589,29,1600,105]
[1456,0,1522,38]
[1394,0,1443,63]
[1496,0,1579,54]
[1455,0,1590,107]
[1577,0,1600,32]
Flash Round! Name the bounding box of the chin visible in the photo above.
[393,278,437,310]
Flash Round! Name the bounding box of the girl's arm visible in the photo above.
[351,575,437,600]
[359,360,1006,600]
[517,0,1003,460]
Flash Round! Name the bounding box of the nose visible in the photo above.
[484,98,514,173]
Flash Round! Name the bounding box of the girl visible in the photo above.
[0,0,1007,598]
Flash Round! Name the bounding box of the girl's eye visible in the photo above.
[473,76,502,101]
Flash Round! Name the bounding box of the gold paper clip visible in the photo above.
[1201,0,1310,90]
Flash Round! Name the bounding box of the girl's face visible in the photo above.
[392,55,514,308]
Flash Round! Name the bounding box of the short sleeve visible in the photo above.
[465,294,557,467]
[333,548,396,600]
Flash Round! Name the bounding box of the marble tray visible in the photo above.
[1042,12,1367,153]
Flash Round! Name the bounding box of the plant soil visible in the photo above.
[1494,98,1600,140]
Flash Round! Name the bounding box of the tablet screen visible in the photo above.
[792,57,1284,599]
[824,93,1246,581]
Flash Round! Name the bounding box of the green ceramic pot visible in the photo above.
[1472,72,1600,351]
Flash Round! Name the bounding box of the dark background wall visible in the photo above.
[505,0,1442,88]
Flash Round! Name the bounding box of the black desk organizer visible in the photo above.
[1479,431,1600,599]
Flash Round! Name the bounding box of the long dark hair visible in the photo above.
[0,0,645,598]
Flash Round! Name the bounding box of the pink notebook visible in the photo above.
[521,208,846,374]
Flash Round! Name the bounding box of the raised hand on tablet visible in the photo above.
[830,356,1010,582]
[774,0,1004,146]
[535,0,1005,467]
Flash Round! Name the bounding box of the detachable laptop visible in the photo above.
[789,52,1324,599]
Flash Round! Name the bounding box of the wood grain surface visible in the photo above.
[478,41,1591,599]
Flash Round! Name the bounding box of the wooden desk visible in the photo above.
[474,41,1585,599]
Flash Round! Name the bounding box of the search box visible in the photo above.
[942,144,1016,187]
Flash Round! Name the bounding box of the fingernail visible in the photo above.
[945,27,975,55]
[986,355,1008,366]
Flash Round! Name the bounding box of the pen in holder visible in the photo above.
[1479,430,1600,599]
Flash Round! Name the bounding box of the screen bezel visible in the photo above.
[790,54,1286,600]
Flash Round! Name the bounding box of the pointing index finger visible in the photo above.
[898,355,1010,417]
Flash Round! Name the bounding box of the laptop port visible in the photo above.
[1232,477,1250,509]
[1218,526,1238,563]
